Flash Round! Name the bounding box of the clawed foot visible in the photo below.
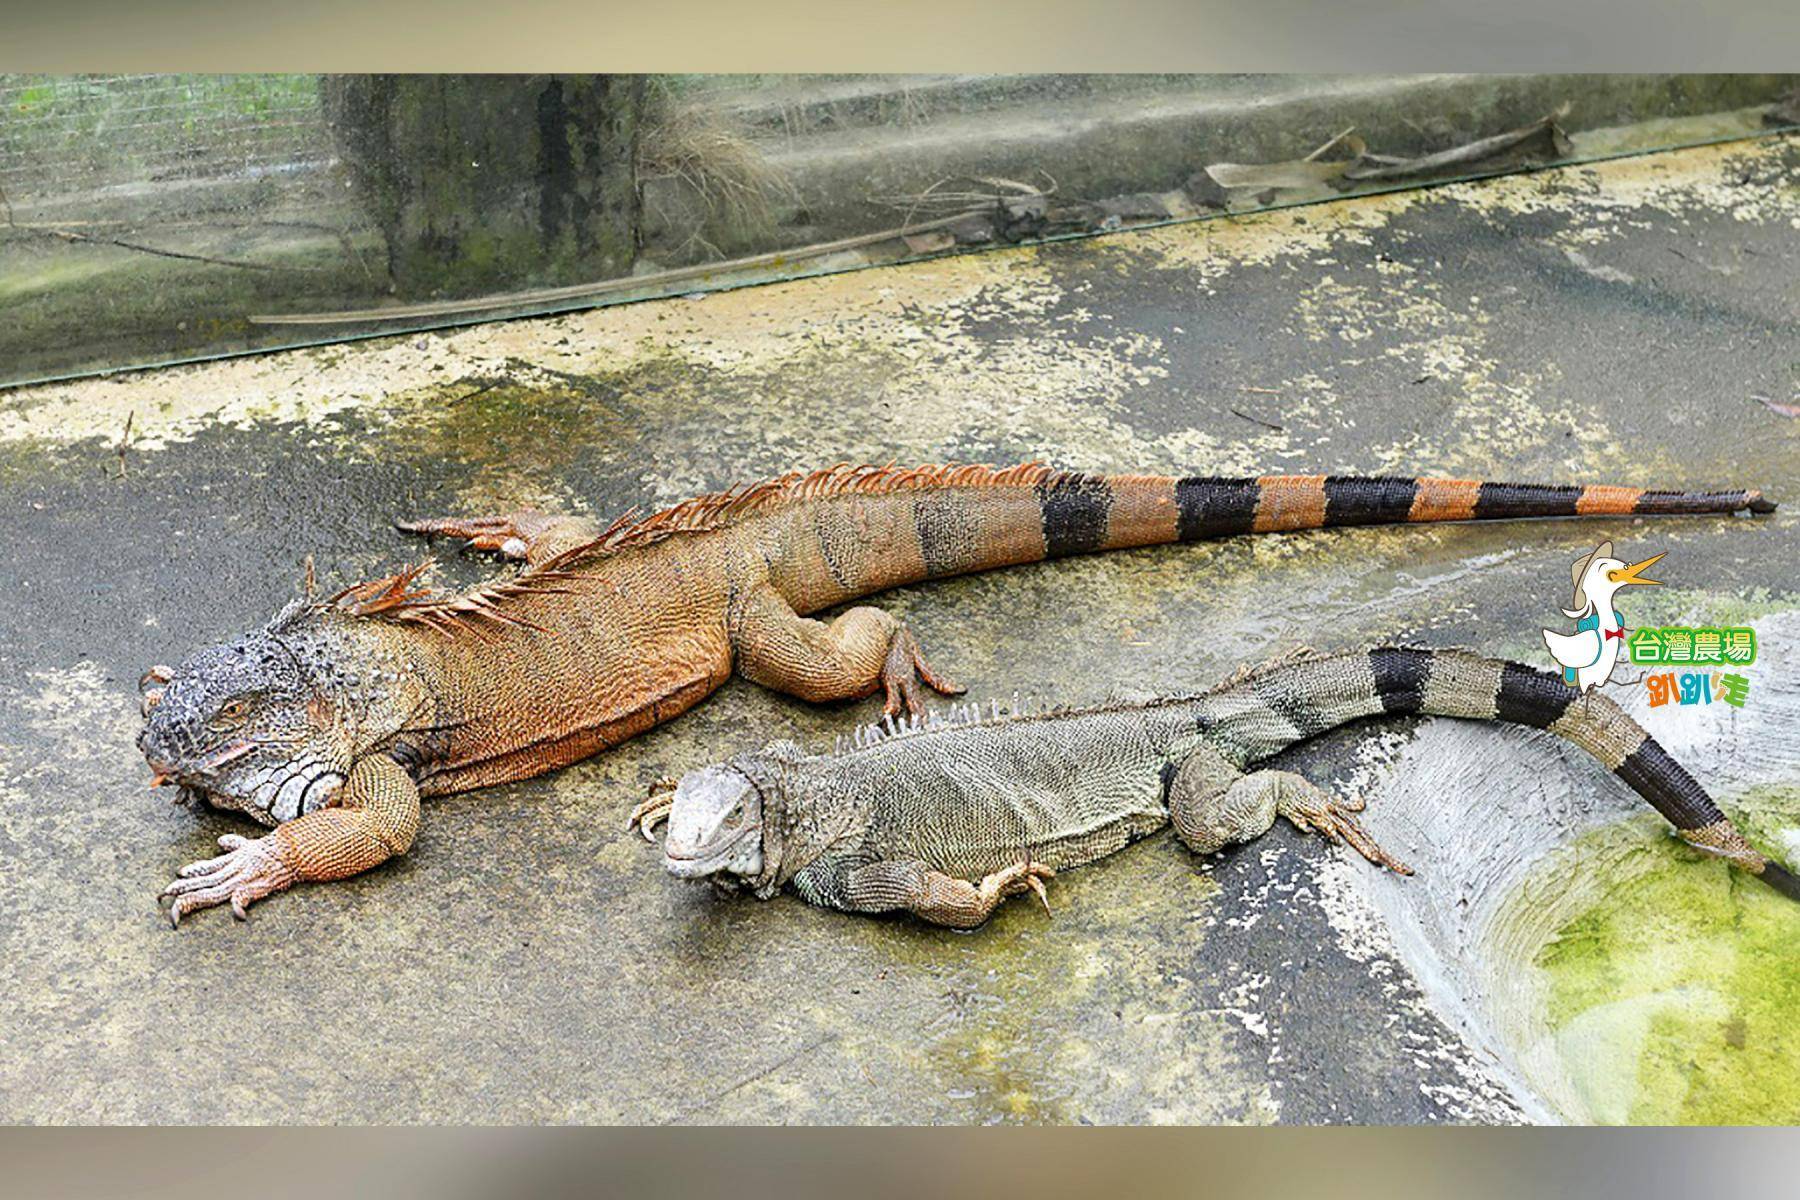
[980,857,1057,917]
[160,834,299,927]
[627,777,679,843]
[881,626,965,718]
[395,510,560,561]
[1279,785,1412,876]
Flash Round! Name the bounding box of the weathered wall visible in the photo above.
[320,74,647,294]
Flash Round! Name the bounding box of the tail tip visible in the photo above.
[1758,860,1800,901]
[1748,492,1777,515]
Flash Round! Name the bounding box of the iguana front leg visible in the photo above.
[160,755,422,926]
[395,509,601,568]
[627,776,680,841]
[731,584,963,717]
[806,857,1055,929]
[1167,748,1410,874]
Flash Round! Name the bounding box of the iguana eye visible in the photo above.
[212,696,253,728]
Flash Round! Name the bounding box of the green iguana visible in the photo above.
[643,646,1800,927]
[136,461,1775,924]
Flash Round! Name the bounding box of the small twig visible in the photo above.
[302,554,317,600]
[113,412,134,479]
[1229,407,1284,432]
[454,380,502,403]
[26,225,324,273]
[1239,385,1282,395]
[1304,126,1357,162]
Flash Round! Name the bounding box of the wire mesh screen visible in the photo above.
[0,74,332,196]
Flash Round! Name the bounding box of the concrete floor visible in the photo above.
[1,133,1795,1124]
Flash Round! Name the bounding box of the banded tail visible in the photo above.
[1193,646,1800,900]
[766,465,1775,605]
[1050,472,1775,554]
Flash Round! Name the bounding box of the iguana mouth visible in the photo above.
[145,738,264,815]
[196,740,257,772]
[663,824,755,877]
[152,740,255,788]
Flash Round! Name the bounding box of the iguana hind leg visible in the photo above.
[395,509,601,568]
[731,584,963,718]
[1168,750,1410,875]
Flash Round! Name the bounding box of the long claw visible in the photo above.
[396,511,553,562]
[911,641,964,698]
[161,834,297,928]
[981,857,1056,921]
[881,626,964,719]
[1311,800,1411,876]
[1336,817,1412,876]
[627,779,678,842]
[1273,775,1412,877]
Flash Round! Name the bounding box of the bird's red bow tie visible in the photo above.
[1603,628,1626,641]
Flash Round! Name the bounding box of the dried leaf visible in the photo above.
[1203,104,1574,199]
[1342,104,1573,181]
[1204,159,1352,192]
[901,231,956,254]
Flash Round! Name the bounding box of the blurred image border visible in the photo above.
[5,0,1800,1161]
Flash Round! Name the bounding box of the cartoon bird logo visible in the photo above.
[1541,540,1664,692]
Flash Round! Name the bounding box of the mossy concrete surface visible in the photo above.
[0,135,1795,1124]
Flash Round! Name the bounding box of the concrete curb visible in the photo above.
[643,73,1798,254]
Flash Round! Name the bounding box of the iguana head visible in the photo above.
[136,605,400,825]
[661,762,767,882]
[661,739,814,886]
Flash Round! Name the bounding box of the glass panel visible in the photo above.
[3,72,1795,387]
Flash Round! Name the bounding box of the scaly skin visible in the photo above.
[653,647,1800,928]
[138,461,1776,924]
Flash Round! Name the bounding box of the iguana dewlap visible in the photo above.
[137,461,1775,925]
[649,647,1800,928]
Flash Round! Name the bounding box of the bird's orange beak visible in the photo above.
[1607,552,1665,587]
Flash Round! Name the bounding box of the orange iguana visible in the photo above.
[136,462,1775,925]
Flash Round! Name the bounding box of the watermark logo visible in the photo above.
[1626,626,1756,666]
[1540,540,1754,708]
[1540,539,1662,693]
[1642,668,1752,709]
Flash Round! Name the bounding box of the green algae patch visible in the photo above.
[1624,587,1795,634]
[1531,788,1800,1124]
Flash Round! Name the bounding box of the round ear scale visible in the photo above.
[140,688,166,717]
